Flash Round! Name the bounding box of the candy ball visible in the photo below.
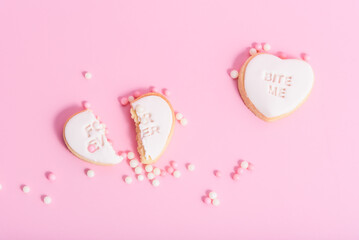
[129,159,139,168]
[125,176,133,184]
[240,161,249,169]
[230,70,239,79]
[152,179,160,187]
[84,72,92,80]
[212,198,220,206]
[173,170,181,178]
[232,173,240,181]
[249,48,257,55]
[214,170,222,177]
[163,88,171,96]
[134,91,141,97]
[86,169,95,178]
[175,113,184,120]
[263,43,271,51]
[180,118,188,126]
[134,166,143,174]
[153,168,161,176]
[187,163,195,171]
[137,174,145,181]
[120,97,128,106]
[147,172,155,180]
[145,165,153,172]
[127,152,135,160]
[203,197,212,204]
[22,185,30,193]
[209,191,217,199]
[128,96,135,102]
[43,196,52,204]
[47,172,56,181]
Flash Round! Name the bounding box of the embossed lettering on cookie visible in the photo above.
[238,53,314,121]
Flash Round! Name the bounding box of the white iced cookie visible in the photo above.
[130,93,175,164]
[238,53,314,121]
[63,110,122,165]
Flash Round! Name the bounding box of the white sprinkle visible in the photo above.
[129,159,139,168]
[187,163,195,171]
[137,174,145,181]
[84,72,92,79]
[128,96,135,102]
[127,152,135,160]
[145,165,153,172]
[180,118,188,126]
[209,191,217,199]
[134,166,143,174]
[125,176,133,184]
[147,172,155,180]
[249,48,257,55]
[153,168,161,176]
[263,43,271,51]
[230,70,239,79]
[43,196,52,204]
[212,198,220,206]
[22,185,30,193]
[86,169,95,178]
[240,161,249,169]
[0,184,2,190]
[173,170,181,178]
[152,179,160,187]
[176,113,184,120]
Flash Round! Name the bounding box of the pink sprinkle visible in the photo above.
[162,88,171,96]
[166,166,174,174]
[134,91,141,98]
[160,169,167,177]
[203,197,212,204]
[47,172,56,181]
[88,144,96,153]
[232,173,240,181]
[254,43,262,51]
[302,53,310,62]
[214,170,222,177]
[236,168,244,175]
[120,97,128,106]
[83,101,91,109]
[150,86,159,93]
[170,161,178,169]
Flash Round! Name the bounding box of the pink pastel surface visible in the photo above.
[0,0,358,239]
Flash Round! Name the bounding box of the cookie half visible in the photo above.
[238,53,314,121]
[130,93,175,164]
[63,110,122,165]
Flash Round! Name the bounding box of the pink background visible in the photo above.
[1,0,358,239]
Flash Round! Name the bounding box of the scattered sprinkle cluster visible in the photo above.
[203,191,220,206]
[231,160,254,181]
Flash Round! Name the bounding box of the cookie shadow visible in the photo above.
[53,105,83,148]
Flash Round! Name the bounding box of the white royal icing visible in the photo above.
[131,95,174,161]
[244,54,314,118]
[64,110,122,165]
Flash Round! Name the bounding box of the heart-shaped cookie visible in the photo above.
[238,53,314,121]
[130,93,175,164]
[63,110,123,165]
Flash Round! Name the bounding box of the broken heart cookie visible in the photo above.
[238,52,314,121]
[63,109,123,165]
[130,93,175,164]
